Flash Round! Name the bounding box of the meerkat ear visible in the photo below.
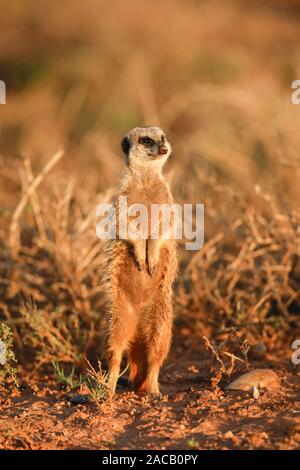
[121,136,131,156]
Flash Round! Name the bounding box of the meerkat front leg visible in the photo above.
[147,239,162,276]
[130,238,146,271]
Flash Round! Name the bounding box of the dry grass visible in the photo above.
[0,0,300,379]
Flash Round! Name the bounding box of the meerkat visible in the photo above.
[104,126,177,397]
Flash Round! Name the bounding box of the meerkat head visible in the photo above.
[121,126,171,170]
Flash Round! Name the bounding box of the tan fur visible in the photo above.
[104,126,177,396]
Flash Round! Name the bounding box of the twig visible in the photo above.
[9,149,64,254]
[22,157,47,243]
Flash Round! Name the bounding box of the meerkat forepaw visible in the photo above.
[147,260,157,276]
[136,258,146,271]
[132,240,147,271]
[147,251,159,276]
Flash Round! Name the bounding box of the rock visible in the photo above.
[250,342,267,359]
[68,394,90,405]
[226,369,280,392]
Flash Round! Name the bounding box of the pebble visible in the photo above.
[250,343,267,359]
[68,394,90,405]
[226,369,280,392]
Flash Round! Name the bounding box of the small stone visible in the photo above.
[250,342,267,359]
[226,369,280,392]
[69,394,90,405]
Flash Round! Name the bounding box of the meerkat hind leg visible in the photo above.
[107,350,122,397]
[146,303,172,397]
[107,300,137,396]
[128,337,147,391]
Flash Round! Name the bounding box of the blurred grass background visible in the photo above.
[1,0,300,206]
[1,0,300,369]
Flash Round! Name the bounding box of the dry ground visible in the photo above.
[1,328,300,450]
[1,0,300,450]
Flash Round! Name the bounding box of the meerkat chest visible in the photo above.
[114,173,173,239]
[126,176,171,207]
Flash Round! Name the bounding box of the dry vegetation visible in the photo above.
[0,0,300,450]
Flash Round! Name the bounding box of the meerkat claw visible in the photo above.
[137,259,146,271]
[148,263,157,276]
[148,392,163,401]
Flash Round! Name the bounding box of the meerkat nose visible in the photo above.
[158,145,168,155]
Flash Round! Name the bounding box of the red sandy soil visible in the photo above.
[0,331,299,450]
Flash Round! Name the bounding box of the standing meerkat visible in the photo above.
[105,126,177,397]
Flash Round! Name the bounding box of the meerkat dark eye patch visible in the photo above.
[121,136,131,155]
[139,136,155,146]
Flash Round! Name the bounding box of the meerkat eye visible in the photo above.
[139,136,154,146]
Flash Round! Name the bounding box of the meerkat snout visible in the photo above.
[121,126,171,166]
[158,143,168,155]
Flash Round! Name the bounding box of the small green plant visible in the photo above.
[0,323,18,386]
[52,358,129,403]
[187,437,199,449]
[84,359,109,402]
[20,300,85,367]
[52,361,84,390]
[52,359,108,399]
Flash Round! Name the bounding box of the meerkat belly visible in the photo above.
[116,240,173,310]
